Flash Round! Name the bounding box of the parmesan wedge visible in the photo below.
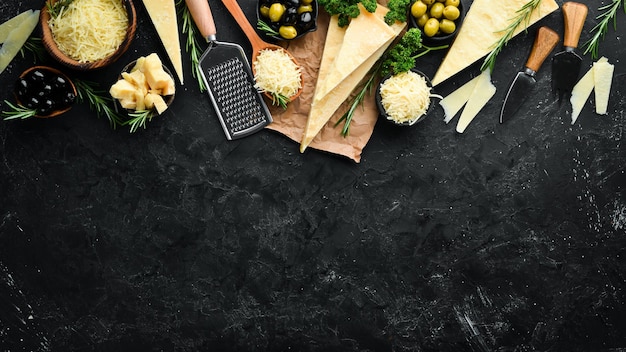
[456,69,496,133]
[0,10,39,74]
[593,59,614,115]
[142,0,184,84]
[439,74,481,124]
[0,10,34,44]
[432,0,559,86]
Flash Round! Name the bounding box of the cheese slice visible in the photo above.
[314,15,346,93]
[0,10,39,74]
[432,0,559,86]
[314,4,397,101]
[456,69,496,133]
[0,10,34,44]
[593,59,614,115]
[300,8,406,152]
[570,57,610,124]
[439,74,481,124]
[142,0,183,84]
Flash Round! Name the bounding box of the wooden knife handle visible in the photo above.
[221,0,266,50]
[185,0,217,40]
[525,26,560,73]
[562,2,588,49]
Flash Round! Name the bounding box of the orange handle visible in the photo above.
[221,0,266,50]
[525,26,560,72]
[562,2,588,48]
[185,0,217,40]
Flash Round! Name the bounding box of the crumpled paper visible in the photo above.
[264,9,383,163]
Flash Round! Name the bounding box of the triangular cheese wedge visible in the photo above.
[313,15,346,94]
[0,10,39,73]
[0,10,34,44]
[142,0,184,84]
[300,8,406,152]
[314,4,397,101]
[432,0,559,86]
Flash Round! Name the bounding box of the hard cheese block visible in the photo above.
[142,0,183,84]
[314,4,397,101]
[432,0,559,86]
[0,10,39,73]
[300,5,405,152]
[0,10,35,43]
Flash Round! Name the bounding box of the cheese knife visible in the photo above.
[500,26,560,123]
[551,2,588,103]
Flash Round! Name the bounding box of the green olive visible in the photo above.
[301,0,313,3]
[297,4,313,14]
[269,3,285,22]
[259,4,270,18]
[429,2,444,19]
[416,13,429,28]
[439,18,456,34]
[443,5,460,20]
[423,18,440,37]
[411,1,427,18]
[279,25,298,39]
[445,0,460,6]
[421,0,435,5]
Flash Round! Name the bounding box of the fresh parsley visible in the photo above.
[318,0,378,27]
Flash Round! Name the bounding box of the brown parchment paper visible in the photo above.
[264,9,382,163]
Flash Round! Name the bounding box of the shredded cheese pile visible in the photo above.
[48,0,128,63]
[253,49,302,99]
[380,70,432,125]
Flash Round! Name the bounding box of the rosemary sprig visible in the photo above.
[269,92,289,109]
[177,0,208,92]
[19,37,46,63]
[257,19,280,37]
[583,0,625,59]
[47,0,73,18]
[74,79,124,128]
[481,0,542,72]
[1,101,37,120]
[334,68,378,136]
[123,110,153,133]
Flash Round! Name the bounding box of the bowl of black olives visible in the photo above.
[13,66,77,118]
[408,0,464,46]
[257,0,318,41]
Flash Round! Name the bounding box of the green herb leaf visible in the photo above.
[384,0,411,25]
[123,110,153,133]
[178,0,208,93]
[74,79,124,128]
[1,101,37,120]
[257,19,280,37]
[318,0,377,27]
[47,0,74,18]
[583,0,625,59]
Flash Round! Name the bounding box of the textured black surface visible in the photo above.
[1,1,625,351]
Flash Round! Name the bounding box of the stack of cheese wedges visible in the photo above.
[432,0,559,86]
[0,9,40,74]
[299,4,406,152]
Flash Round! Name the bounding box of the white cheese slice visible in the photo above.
[142,0,184,84]
[456,69,496,133]
[432,0,559,86]
[0,10,34,44]
[570,57,608,124]
[300,8,406,152]
[314,4,397,101]
[314,15,346,93]
[0,10,39,74]
[439,74,481,124]
[593,59,614,115]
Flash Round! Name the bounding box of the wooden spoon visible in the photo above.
[220,0,303,101]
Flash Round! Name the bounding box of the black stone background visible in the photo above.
[1,0,625,351]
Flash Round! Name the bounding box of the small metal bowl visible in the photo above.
[375,68,439,126]
[408,0,465,46]
[256,0,318,41]
[40,0,137,70]
[14,66,77,118]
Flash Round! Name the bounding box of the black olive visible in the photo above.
[285,0,299,6]
[38,99,55,115]
[25,96,40,109]
[298,11,313,25]
[52,76,68,89]
[29,70,46,83]
[62,92,76,106]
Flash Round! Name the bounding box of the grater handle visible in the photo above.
[185,0,217,41]
[221,0,267,50]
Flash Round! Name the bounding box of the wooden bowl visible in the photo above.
[40,0,137,70]
[14,66,77,118]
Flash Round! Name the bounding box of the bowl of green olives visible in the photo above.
[257,0,318,41]
[408,0,464,45]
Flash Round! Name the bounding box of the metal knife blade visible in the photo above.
[551,2,588,103]
[500,26,560,123]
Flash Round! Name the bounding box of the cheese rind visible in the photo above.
[0,10,34,44]
[432,0,559,86]
[142,0,184,84]
[439,74,481,124]
[0,11,39,74]
[456,69,496,133]
[593,60,614,115]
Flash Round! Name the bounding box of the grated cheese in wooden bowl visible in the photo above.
[253,48,302,102]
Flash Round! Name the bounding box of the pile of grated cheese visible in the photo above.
[253,48,302,99]
[48,0,128,63]
[380,70,432,125]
